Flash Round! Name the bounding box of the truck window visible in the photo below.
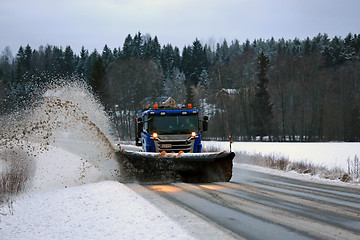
[149,115,198,134]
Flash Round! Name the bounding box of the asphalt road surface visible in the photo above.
[126,158,360,240]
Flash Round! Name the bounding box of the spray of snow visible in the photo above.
[0,80,122,193]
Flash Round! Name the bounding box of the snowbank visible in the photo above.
[28,145,111,193]
[203,141,360,170]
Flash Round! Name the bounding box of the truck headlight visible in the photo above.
[191,132,197,137]
[152,132,158,138]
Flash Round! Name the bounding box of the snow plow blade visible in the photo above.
[116,150,235,183]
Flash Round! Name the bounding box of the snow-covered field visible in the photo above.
[203,141,360,171]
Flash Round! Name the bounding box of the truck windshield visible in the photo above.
[149,115,199,134]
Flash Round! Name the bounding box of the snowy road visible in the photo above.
[128,161,360,240]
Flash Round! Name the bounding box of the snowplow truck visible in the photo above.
[117,104,234,182]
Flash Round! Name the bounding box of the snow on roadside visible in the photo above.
[2,181,194,240]
[236,163,360,189]
[1,145,194,240]
[203,141,360,170]
[28,145,109,193]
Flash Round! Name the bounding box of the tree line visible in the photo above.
[1,32,360,141]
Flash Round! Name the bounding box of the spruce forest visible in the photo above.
[1,32,360,141]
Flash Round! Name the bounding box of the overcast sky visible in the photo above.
[1,0,359,54]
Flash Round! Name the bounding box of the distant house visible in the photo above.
[160,97,176,108]
[215,88,239,108]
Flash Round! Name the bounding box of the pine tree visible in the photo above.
[142,35,161,64]
[89,56,106,103]
[216,40,230,64]
[173,47,181,69]
[101,44,113,68]
[180,46,192,84]
[161,44,181,76]
[52,46,65,74]
[132,32,143,58]
[15,46,26,81]
[24,44,32,71]
[64,46,74,73]
[252,51,273,140]
[77,46,89,76]
[190,39,208,85]
[303,37,312,55]
[44,45,53,73]
[122,34,133,59]
[243,39,251,53]
[113,47,120,59]
[181,39,208,86]
[161,44,174,75]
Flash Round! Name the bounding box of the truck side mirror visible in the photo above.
[137,122,143,133]
[135,117,143,146]
[136,118,143,133]
[203,116,208,132]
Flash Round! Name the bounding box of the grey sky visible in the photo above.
[1,0,359,54]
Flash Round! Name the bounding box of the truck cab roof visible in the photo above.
[139,106,198,117]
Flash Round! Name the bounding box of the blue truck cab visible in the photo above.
[135,104,208,153]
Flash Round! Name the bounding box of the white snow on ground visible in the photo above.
[0,145,194,240]
[3,181,193,240]
[29,144,111,193]
[236,163,360,188]
[203,141,360,170]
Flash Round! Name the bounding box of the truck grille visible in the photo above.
[155,135,194,153]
